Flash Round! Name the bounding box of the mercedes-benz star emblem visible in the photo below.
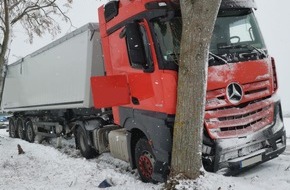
[226,83,243,104]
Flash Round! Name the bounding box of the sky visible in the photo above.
[8,0,290,114]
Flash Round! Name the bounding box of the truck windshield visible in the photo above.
[152,9,267,68]
[153,17,182,64]
[210,9,267,65]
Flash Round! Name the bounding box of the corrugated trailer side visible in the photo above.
[1,23,104,112]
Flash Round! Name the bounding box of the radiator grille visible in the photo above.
[205,80,273,139]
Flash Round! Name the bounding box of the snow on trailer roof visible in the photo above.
[10,23,100,66]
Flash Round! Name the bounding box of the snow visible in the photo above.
[0,132,158,190]
[0,118,289,189]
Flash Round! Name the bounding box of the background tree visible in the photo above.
[0,0,73,104]
[171,0,222,179]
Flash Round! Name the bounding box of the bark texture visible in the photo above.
[171,0,221,179]
[0,0,10,105]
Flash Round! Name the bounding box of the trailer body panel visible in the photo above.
[1,23,104,112]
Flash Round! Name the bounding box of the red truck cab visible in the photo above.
[91,0,286,182]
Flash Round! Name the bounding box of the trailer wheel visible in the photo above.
[135,138,157,183]
[16,118,25,140]
[76,127,97,159]
[25,120,35,143]
[9,118,18,138]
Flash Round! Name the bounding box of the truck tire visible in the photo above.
[135,138,157,183]
[9,117,18,138]
[16,118,25,140]
[76,127,97,159]
[25,120,35,143]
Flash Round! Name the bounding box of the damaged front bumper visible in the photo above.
[226,128,286,171]
[212,100,286,172]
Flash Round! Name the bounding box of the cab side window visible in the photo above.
[139,25,153,71]
[125,22,153,72]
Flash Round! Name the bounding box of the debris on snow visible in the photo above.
[17,144,25,155]
[98,178,114,188]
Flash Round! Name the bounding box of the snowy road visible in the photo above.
[0,118,289,190]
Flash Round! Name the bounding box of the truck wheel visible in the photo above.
[135,138,157,183]
[9,118,18,138]
[16,118,25,140]
[76,127,97,159]
[25,120,35,143]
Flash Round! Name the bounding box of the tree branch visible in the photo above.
[11,0,57,25]
[51,3,72,25]
[8,0,22,11]
[0,26,5,33]
[0,15,5,26]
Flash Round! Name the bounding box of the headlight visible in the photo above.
[272,111,284,134]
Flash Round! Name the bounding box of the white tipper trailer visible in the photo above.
[2,23,104,112]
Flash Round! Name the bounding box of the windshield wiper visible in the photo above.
[248,45,267,58]
[219,44,267,58]
[209,52,228,64]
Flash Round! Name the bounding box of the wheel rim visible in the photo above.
[26,122,34,142]
[9,121,16,138]
[17,120,24,139]
[27,126,33,140]
[79,134,86,151]
[138,152,155,179]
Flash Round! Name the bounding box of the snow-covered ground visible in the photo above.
[0,118,289,190]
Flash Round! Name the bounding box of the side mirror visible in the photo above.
[125,22,147,70]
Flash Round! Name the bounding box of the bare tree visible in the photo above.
[0,0,73,104]
[171,0,221,179]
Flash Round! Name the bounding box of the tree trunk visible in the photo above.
[171,0,221,179]
[0,0,10,105]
